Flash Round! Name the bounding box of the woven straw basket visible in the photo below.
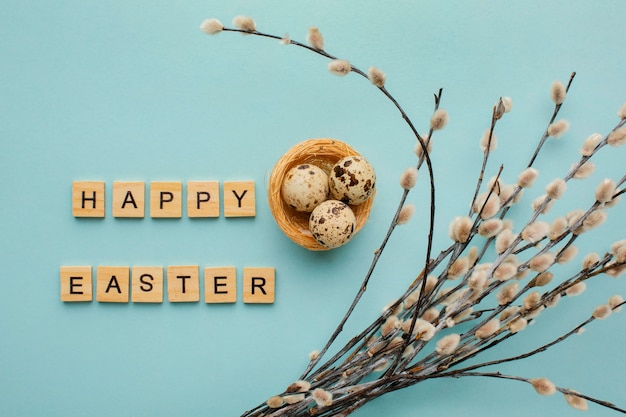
[268,138,374,251]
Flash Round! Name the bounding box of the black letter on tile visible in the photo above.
[177,275,190,293]
[81,191,97,209]
[160,192,174,209]
[196,192,210,209]
[121,191,138,209]
[70,276,84,294]
[251,277,267,295]
[105,276,122,293]
[232,190,247,208]
[139,274,154,292]
[214,276,228,294]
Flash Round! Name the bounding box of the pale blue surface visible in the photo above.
[1,1,625,416]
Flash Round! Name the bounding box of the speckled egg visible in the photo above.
[281,164,329,212]
[329,155,376,205]
[309,200,356,248]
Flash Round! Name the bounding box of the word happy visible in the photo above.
[72,180,256,218]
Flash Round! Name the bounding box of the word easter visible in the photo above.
[60,265,275,304]
[72,180,256,218]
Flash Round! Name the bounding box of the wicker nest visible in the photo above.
[268,138,374,251]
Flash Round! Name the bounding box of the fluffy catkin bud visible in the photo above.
[573,161,595,179]
[397,204,415,225]
[494,263,518,281]
[475,318,500,339]
[549,217,567,240]
[495,229,515,254]
[283,393,305,404]
[430,109,449,130]
[550,81,567,104]
[266,396,283,408]
[400,167,418,190]
[593,304,612,319]
[497,282,519,305]
[327,59,351,76]
[312,388,333,407]
[529,252,555,273]
[414,138,432,158]
[547,119,570,138]
[565,282,586,297]
[368,66,386,88]
[447,257,469,279]
[521,221,550,243]
[307,27,324,50]
[232,15,256,32]
[501,96,513,112]
[523,291,541,310]
[608,126,626,146]
[509,317,528,333]
[595,178,616,203]
[618,102,626,119]
[581,133,602,156]
[557,245,578,264]
[287,380,311,393]
[546,178,567,199]
[611,240,626,262]
[517,167,539,188]
[530,378,557,395]
[473,192,501,219]
[583,209,607,231]
[478,218,503,238]
[199,18,224,34]
[480,130,497,152]
[435,334,460,355]
[532,194,554,214]
[609,294,624,312]
[532,271,554,287]
[565,392,589,411]
[449,216,473,243]
[582,252,600,269]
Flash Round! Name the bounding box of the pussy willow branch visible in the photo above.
[220,26,439,379]
[209,21,626,417]
[527,71,576,167]
[435,371,626,414]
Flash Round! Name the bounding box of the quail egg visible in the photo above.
[329,155,376,205]
[309,200,356,248]
[281,164,329,212]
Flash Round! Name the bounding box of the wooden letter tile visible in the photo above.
[131,266,163,303]
[187,181,219,218]
[112,181,145,218]
[223,181,255,217]
[150,182,182,218]
[72,181,105,217]
[60,266,93,302]
[204,266,236,303]
[167,265,199,302]
[96,266,130,303]
[243,267,275,304]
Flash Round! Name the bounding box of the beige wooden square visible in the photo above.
[204,266,236,303]
[131,266,163,303]
[223,181,256,217]
[96,266,130,303]
[243,267,275,304]
[167,265,199,302]
[187,181,220,218]
[72,181,105,217]
[150,182,182,218]
[60,266,93,302]
[112,181,145,218]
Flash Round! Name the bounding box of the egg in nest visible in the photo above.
[309,200,356,248]
[281,164,329,212]
[329,156,376,205]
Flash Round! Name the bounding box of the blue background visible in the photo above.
[1,1,625,416]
